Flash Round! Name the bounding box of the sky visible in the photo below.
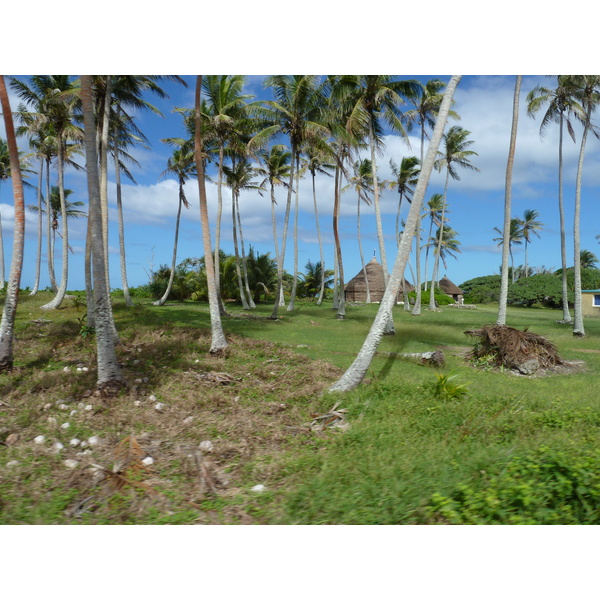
[1,73,600,293]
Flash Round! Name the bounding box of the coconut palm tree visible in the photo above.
[422,193,445,293]
[494,218,524,283]
[255,144,291,307]
[344,158,374,303]
[0,76,26,371]
[195,76,228,355]
[519,209,544,278]
[527,76,582,323]
[329,76,462,392]
[430,125,478,310]
[580,249,599,269]
[570,75,600,337]
[389,155,420,247]
[153,148,195,306]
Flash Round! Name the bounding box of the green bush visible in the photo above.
[408,289,454,306]
[423,446,600,524]
[459,275,502,304]
[507,273,566,308]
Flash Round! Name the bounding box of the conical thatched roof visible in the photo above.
[345,258,414,302]
[438,275,463,295]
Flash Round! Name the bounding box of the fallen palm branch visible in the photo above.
[464,324,563,374]
[376,350,445,367]
[307,402,348,432]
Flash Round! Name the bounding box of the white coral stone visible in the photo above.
[64,459,78,469]
[251,484,266,493]
[61,422,70,430]
[199,440,213,453]
[154,402,164,411]
[88,436,100,446]
[70,438,81,447]
[142,456,154,466]
[34,435,46,444]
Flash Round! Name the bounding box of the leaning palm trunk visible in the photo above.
[81,75,124,391]
[45,156,57,292]
[0,76,26,371]
[269,183,285,307]
[84,212,95,329]
[557,111,572,323]
[496,76,522,326]
[100,76,112,290]
[235,192,255,309]
[195,76,228,355]
[329,76,461,392]
[411,217,423,315]
[357,188,371,303]
[214,147,225,314]
[429,173,450,311]
[0,210,5,289]
[114,143,133,307]
[333,162,345,319]
[29,157,44,295]
[41,137,69,310]
[312,171,326,305]
[231,189,250,309]
[153,179,186,307]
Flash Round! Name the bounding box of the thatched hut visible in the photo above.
[345,258,414,303]
[438,275,463,303]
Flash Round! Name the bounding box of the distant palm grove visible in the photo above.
[1,74,600,390]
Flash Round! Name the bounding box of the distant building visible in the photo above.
[344,257,414,303]
[438,275,464,303]
[581,289,600,317]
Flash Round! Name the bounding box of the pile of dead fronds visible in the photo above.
[464,324,563,375]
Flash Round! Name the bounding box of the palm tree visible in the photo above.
[389,155,420,247]
[344,158,374,303]
[153,148,195,306]
[403,78,460,316]
[422,193,444,293]
[329,76,462,392]
[527,76,582,323]
[81,75,125,391]
[255,144,291,307]
[345,75,420,330]
[252,75,329,318]
[430,125,478,310]
[494,218,524,283]
[0,76,26,371]
[195,76,228,355]
[299,260,334,299]
[579,249,599,269]
[519,209,544,278]
[570,75,600,337]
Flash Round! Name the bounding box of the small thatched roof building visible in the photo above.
[438,275,463,302]
[345,258,414,303]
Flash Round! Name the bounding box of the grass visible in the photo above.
[2,292,600,524]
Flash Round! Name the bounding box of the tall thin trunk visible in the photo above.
[329,76,461,392]
[557,110,572,323]
[215,146,225,314]
[195,76,228,354]
[231,186,250,309]
[100,76,112,290]
[0,209,4,289]
[412,124,427,316]
[153,179,185,306]
[333,160,345,319]
[41,133,69,310]
[269,182,285,307]
[85,211,95,329]
[287,156,300,312]
[81,75,124,392]
[235,190,255,308]
[270,140,296,320]
[0,76,26,371]
[497,76,522,326]
[312,170,326,305]
[29,157,44,295]
[429,171,450,311]
[357,188,371,303]
[45,156,57,292]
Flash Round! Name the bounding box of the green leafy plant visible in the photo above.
[431,373,469,401]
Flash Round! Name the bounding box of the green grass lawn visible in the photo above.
[2,293,600,524]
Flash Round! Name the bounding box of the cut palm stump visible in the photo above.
[464,324,563,375]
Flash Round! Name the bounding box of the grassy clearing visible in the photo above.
[2,293,600,524]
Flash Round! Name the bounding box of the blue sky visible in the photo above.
[2,74,600,293]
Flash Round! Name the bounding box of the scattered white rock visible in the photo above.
[199,440,213,453]
[34,435,46,444]
[251,484,266,493]
[76,367,83,373]
[134,378,142,384]
[53,442,64,452]
[154,402,164,412]
[183,416,194,425]
[84,405,93,411]
[194,359,200,363]
[134,400,142,407]
[88,436,100,447]
[69,410,77,416]
[82,367,89,372]
[142,377,149,383]
[148,394,157,402]
[58,404,69,411]
[63,366,71,373]
[80,441,88,448]
[47,417,57,426]
[6,460,20,467]
[142,456,154,466]
[133,359,140,365]
[64,459,78,469]
[61,422,70,430]
[70,438,81,447]
[43,403,53,411]
[77,450,93,456]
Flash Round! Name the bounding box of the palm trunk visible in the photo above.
[195,77,228,354]
[0,209,4,289]
[41,135,69,310]
[269,182,285,307]
[235,190,255,308]
[423,213,435,293]
[329,76,461,392]
[153,179,185,306]
[85,211,95,329]
[357,189,371,303]
[215,146,225,314]
[45,156,57,292]
[231,186,250,309]
[412,125,427,316]
[270,140,296,320]
[312,171,326,305]
[0,76,26,371]
[287,156,300,312]
[100,76,112,290]
[572,110,590,337]
[429,172,450,311]
[496,76,522,325]
[29,157,44,295]
[114,108,133,307]
[558,111,572,323]
[81,75,124,392]
[333,160,345,319]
